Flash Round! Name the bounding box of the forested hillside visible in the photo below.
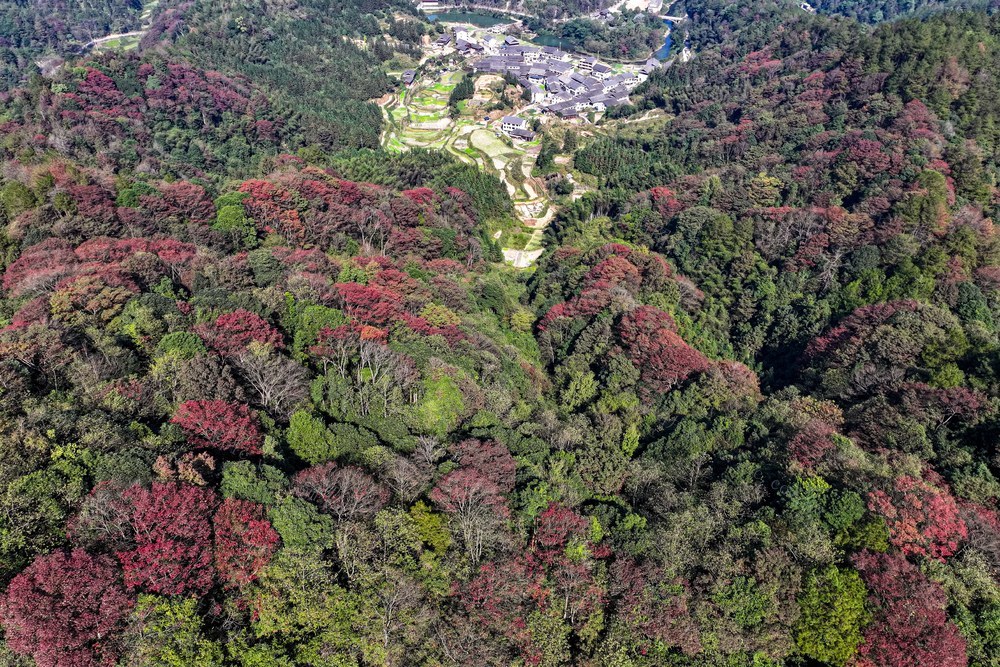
[535,12,667,60]
[164,0,424,150]
[0,0,999,666]
[811,0,998,23]
[0,0,147,89]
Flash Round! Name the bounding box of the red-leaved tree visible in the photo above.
[1,549,134,667]
[583,255,643,293]
[853,550,967,667]
[196,309,284,355]
[213,498,280,588]
[867,474,967,561]
[2,238,79,297]
[116,482,217,596]
[171,400,264,455]
[609,558,701,656]
[529,504,609,632]
[430,467,510,563]
[451,438,517,493]
[618,305,710,393]
[457,559,547,661]
[788,418,839,469]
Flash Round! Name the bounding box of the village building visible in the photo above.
[546,100,580,118]
[539,46,571,62]
[455,39,485,55]
[486,22,515,34]
[501,115,529,133]
[508,127,536,140]
[592,62,613,79]
[639,58,661,77]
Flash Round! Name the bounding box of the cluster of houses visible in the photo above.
[434,27,514,56]
[420,26,663,126]
[469,37,661,118]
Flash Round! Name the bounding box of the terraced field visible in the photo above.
[383,71,471,153]
[381,68,553,267]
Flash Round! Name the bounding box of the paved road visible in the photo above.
[502,248,545,268]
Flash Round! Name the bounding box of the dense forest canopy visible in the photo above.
[812,0,999,23]
[0,0,999,665]
[527,11,666,60]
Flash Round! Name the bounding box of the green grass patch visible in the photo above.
[470,129,514,159]
[411,113,445,123]
[506,232,532,249]
[523,230,545,251]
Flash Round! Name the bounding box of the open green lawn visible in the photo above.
[523,229,545,251]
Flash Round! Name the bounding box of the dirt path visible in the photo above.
[89,31,146,46]
[80,0,159,52]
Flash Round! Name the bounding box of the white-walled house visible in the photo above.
[501,115,529,133]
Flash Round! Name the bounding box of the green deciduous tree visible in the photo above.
[286,411,339,465]
[795,565,869,666]
[123,595,224,667]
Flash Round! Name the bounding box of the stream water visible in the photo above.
[654,20,673,59]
